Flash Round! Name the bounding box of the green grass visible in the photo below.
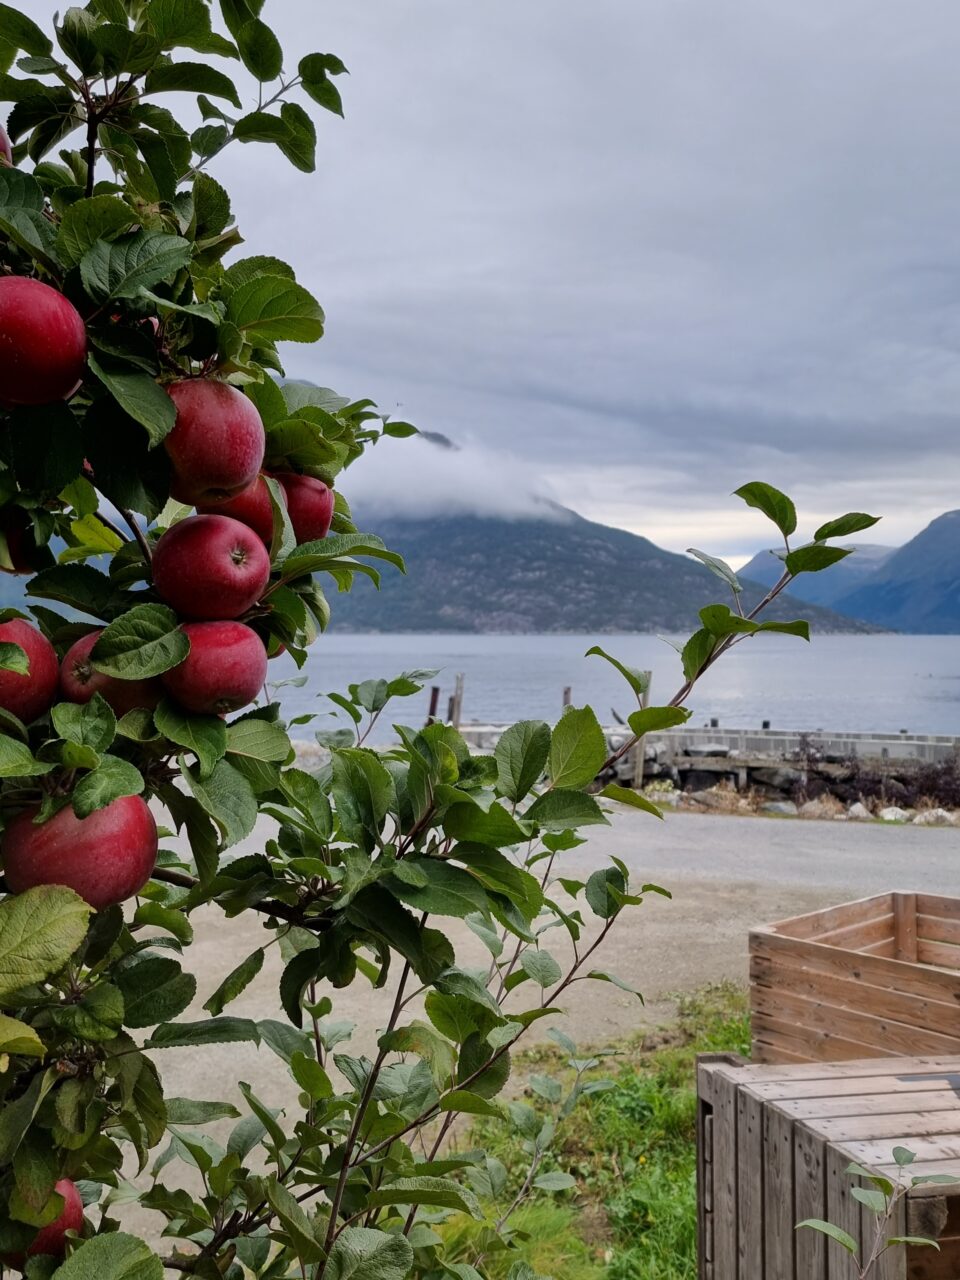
[456,983,750,1280]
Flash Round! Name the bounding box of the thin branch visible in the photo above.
[118,507,153,565]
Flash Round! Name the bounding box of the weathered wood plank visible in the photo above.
[761,894,893,940]
[751,987,960,1058]
[763,1104,795,1280]
[777,1090,960,1121]
[748,1069,960,1102]
[895,893,919,963]
[751,954,960,1038]
[736,1088,763,1279]
[824,1143,863,1280]
[916,914,960,947]
[712,1068,739,1279]
[811,1112,960,1143]
[815,914,896,952]
[916,895,960,922]
[751,930,960,995]
[842,1137,960,1167]
[795,1123,828,1280]
[751,1010,896,1065]
[916,939,960,971]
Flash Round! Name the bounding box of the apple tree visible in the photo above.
[0,3,880,1276]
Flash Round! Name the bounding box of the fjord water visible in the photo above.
[272,633,960,743]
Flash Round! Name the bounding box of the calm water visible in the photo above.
[268,634,960,742]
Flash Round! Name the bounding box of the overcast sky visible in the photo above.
[31,1,960,560]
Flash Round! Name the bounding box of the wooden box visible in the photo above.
[697,1053,960,1280]
[750,893,960,1065]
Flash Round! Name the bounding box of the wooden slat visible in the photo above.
[916,914,960,947]
[862,938,899,958]
[702,1054,960,1087]
[761,893,894,940]
[752,1013,893,1066]
[749,1073,960,1103]
[917,939,960,972]
[815,914,896,952]
[811,1111,960,1143]
[825,1142,862,1280]
[736,1088,763,1278]
[777,1090,960,1121]
[795,1124,827,1280]
[916,895,960,922]
[751,987,960,1059]
[906,1240,960,1280]
[763,1104,795,1280]
[895,893,920,962]
[712,1068,739,1279]
[751,930,960,996]
[751,955,960,1039]
[842,1137,960,1167]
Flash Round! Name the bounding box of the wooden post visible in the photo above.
[632,672,652,790]
[426,686,440,726]
[450,673,464,729]
[562,685,571,709]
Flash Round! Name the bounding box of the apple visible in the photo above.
[276,473,335,543]
[0,125,11,167]
[164,380,265,506]
[152,514,271,620]
[28,1180,84,1258]
[161,621,267,715]
[0,619,59,724]
[197,474,277,545]
[60,630,161,717]
[3,794,158,910]
[0,278,87,407]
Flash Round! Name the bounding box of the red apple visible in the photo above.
[60,630,161,717]
[276,473,335,543]
[3,795,158,910]
[164,380,265,506]
[28,1180,84,1258]
[0,278,87,406]
[197,474,277,545]
[161,621,267,715]
[0,125,11,167]
[0,619,59,724]
[152,514,271,620]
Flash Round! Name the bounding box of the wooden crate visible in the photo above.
[750,893,960,1065]
[697,1053,960,1280]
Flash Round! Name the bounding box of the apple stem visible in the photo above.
[118,508,153,565]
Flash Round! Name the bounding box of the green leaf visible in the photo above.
[599,783,663,818]
[455,845,544,919]
[155,699,226,778]
[233,110,289,143]
[0,5,52,57]
[71,755,144,818]
[549,706,607,789]
[182,757,258,847]
[442,800,529,848]
[813,512,881,541]
[584,645,652,700]
[86,350,177,446]
[203,948,264,1015]
[43,1232,163,1278]
[534,1171,576,1192]
[0,1013,44,1057]
[263,1176,324,1264]
[734,481,797,538]
[91,604,188,679]
[379,1022,456,1088]
[289,1051,333,1100]
[681,628,716,682]
[387,861,490,919]
[438,1090,503,1119]
[225,717,291,762]
[892,1146,916,1167]
[457,1033,511,1099]
[331,748,394,850]
[80,230,193,303]
[585,867,626,920]
[686,548,743,594]
[145,0,239,58]
[699,604,760,638]
[627,705,692,735]
[784,544,854,576]
[277,101,317,173]
[298,52,346,117]
[0,733,55,778]
[494,720,550,802]
[145,60,241,106]
[885,1236,941,1250]
[146,1017,259,1049]
[851,1187,887,1213]
[324,1227,415,1280]
[9,402,84,492]
[525,789,607,830]
[133,901,192,943]
[236,18,282,81]
[225,275,324,344]
[56,195,138,269]
[116,956,196,1028]
[165,1098,241,1124]
[587,969,644,999]
[366,1176,483,1219]
[57,980,124,1041]
[0,886,91,999]
[521,950,562,988]
[0,641,27,675]
[795,1220,858,1256]
[755,619,811,640]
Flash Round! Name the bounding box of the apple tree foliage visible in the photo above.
[0,3,881,1276]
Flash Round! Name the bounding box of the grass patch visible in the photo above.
[453,982,749,1279]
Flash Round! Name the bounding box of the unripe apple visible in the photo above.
[0,278,87,406]
[3,795,158,910]
[161,621,267,715]
[28,1180,84,1258]
[0,125,11,167]
[198,474,277,545]
[152,514,271,620]
[0,619,59,724]
[164,380,265,506]
[276,473,335,542]
[60,630,161,717]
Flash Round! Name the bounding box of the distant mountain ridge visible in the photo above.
[739,544,896,608]
[331,505,875,634]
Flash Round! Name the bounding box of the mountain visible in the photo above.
[832,510,960,633]
[740,544,896,608]
[331,504,876,633]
